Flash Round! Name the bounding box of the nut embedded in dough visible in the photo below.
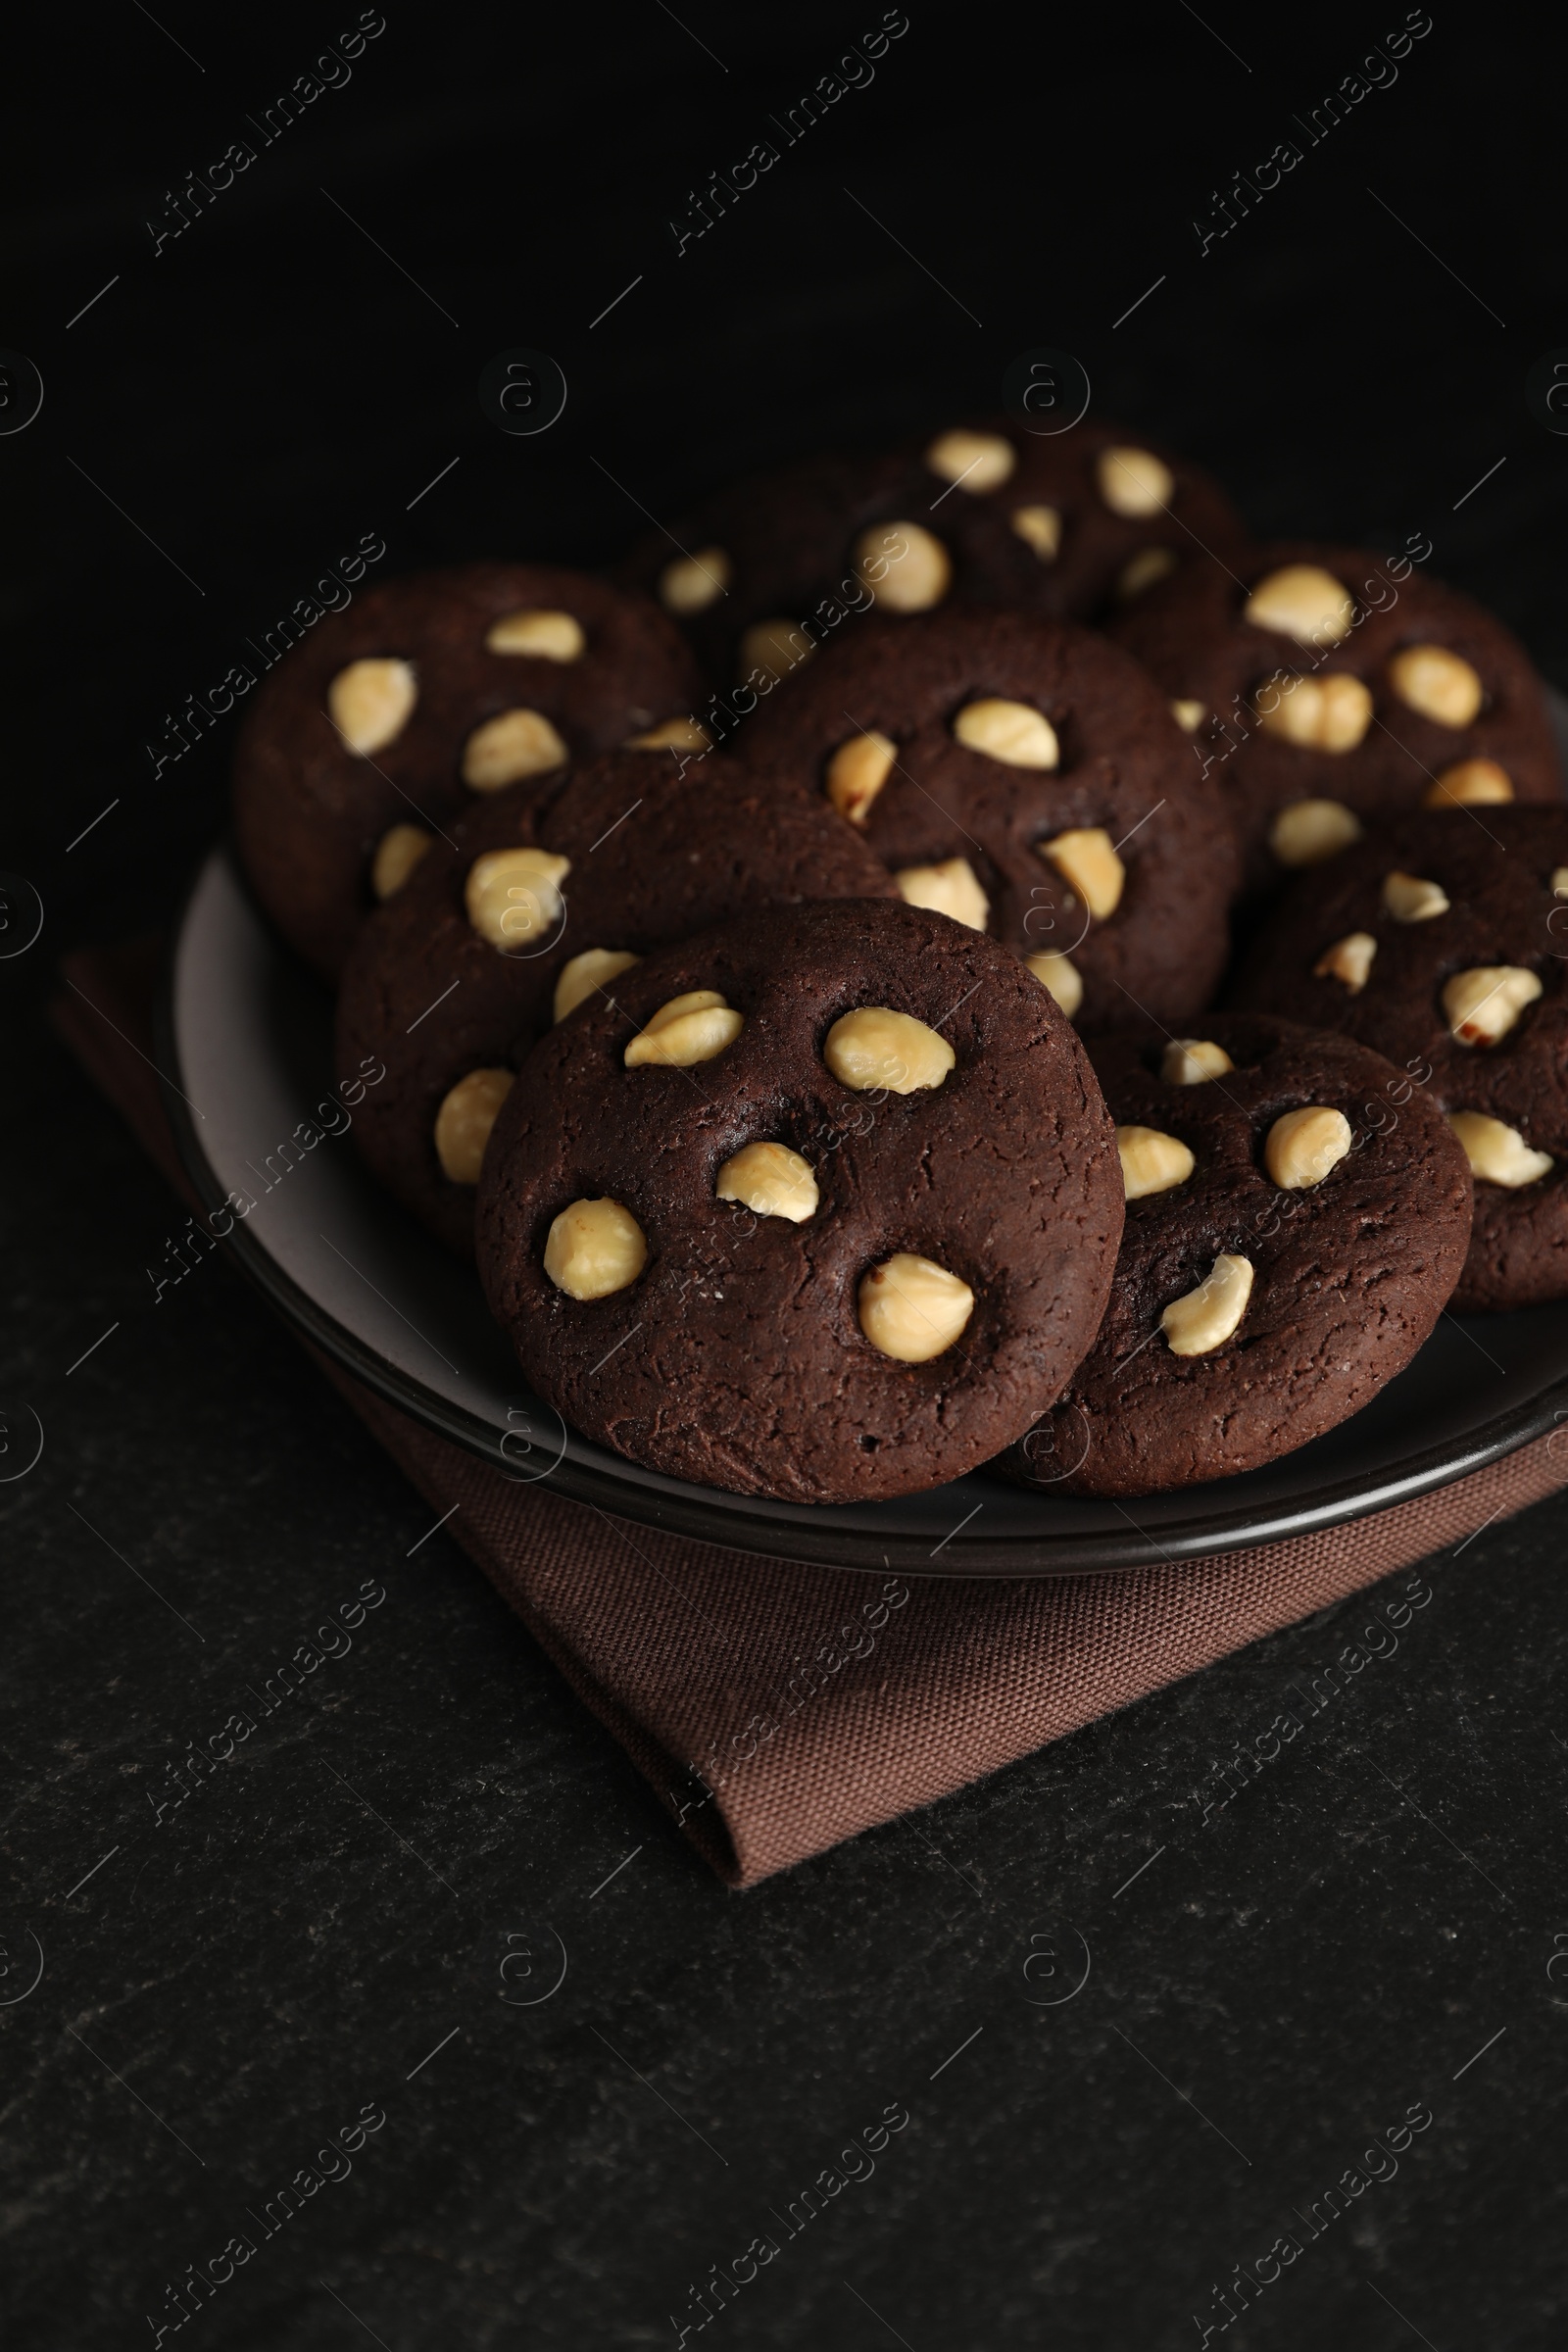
[1270,799,1363,867]
[465,848,570,951]
[1312,932,1377,994]
[894,857,989,932]
[1117,1124,1195,1200]
[1388,643,1484,729]
[328,658,417,756]
[1119,547,1177,600]
[925,427,1015,492]
[824,1006,955,1095]
[1447,1111,1553,1188]
[370,822,431,901]
[462,708,569,791]
[1097,445,1174,516]
[485,608,586,661]
[1010,503,1061,561]
[953,697,1059,769]
[1255,671,1373,754]
[625,715,710,752]
[1025,951,1082,1018]
[553,948,639,1023]
[1264,1105,1351,1190]
[1381,870,1450,924]
[1425,758,1512,808]
[1039,827,1124,919]
[1443,964,1542,1047]
[624,990,744,1067]
[1161,1038,1233,1085]
[1244,564,1354,648]
[715,1141,818,1223]
[660,547,730,614]
[858,1251,974,1362]
[433,1067,513,1186]
[825,730,897,824]
[543,1197,647,1299]
[1161,1252,1253,1356]
[854,521,951,612]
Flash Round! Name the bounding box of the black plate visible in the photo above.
[163,829,1568,1579]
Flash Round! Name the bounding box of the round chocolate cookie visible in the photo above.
[335,749,896,1255]
[1227,807,1568,1311]
[1005,1014,1472,1496]
[233,563,705,979]
[614,418,1244,695]
[1111,540,1560,898]
[474,898,1124,1504]
[737,607,1239,1031]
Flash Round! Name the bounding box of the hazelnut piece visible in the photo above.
[462,709,569,791]
[1162,1038,1233,1085]
[1039,827,1124,919]
[485,609,585,661]
[370,823,431,901]
[543,1198,647,1299]
[1265,1105,1351,1190]
[433,1067,513,1186]
[1025,952,1083,1018]
[553,948,639,1022]
[1119,547,1177,600]
[824,1006,955,1094]
[465,848,570,951]
[328,658,417,756]
[1270,800,1363,867]
[624,990,744,1067]
[1010,504,1062,561]
[659,547,730,614]
[854,522,952,612]
[1117,1124,1195,1200]
[1313,932,1377,994]
[925,428,1015,491]
[1425,758,1512,808]
[826,730,897,824]
[739,617,814,684]
[1244,564,1354,647]
[625,716,710,752]
[1443,965,1542,1046]
[1381,870,1450,923]
[1162,1253,1254,1355]
[894,858,989,931]
[858,1252,974,1362]
[1170,699,1207,732]
[1097,446,1174,516]
[953,697,1059,769]
[715,1142,818,1222]
[1447,1112,1553,1188]
[1388,644,1484,729]
[1255,670,1373,753]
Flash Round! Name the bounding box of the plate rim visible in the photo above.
[159,843,1568,1579]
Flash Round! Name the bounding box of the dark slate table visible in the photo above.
[3,8,1565,2344]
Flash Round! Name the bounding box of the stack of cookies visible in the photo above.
[233,417,1562,1505]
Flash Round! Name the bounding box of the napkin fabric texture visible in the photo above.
[53,939,1568,1886]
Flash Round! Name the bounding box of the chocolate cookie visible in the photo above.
[614,418,1244,697]
[474,898,1124,1504]
[334,750,896,1255]
[233,563,705,979]
[1111,540,1560,897]
[1005,1014,1471,1495]
[1227,807,1568,1311]
[737,607,1239,1031]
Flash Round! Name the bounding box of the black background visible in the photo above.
[4,4,1568,2344]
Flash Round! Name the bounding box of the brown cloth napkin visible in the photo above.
[54,939,1568,1886]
